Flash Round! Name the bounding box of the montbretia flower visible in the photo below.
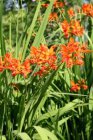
[49,12,58,21]
[61,20,70,38]
[82,3,93,17]
[67,8,75,18]
[4,53,13,67]
[3,53,31,78]
[42,0,64,9]
[78,79,88,90]
[70,79,88,92]
[53,0,64,8]
[21,59,31,78]
[30,44,57,76]
[42,3,49,8]
[0,57,4,72]
[61,20,84,38]
[6,58,22,76]
[70,20,84,36]
[59,38,90,67]
[70,81,80,92]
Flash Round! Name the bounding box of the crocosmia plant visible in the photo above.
[0,0,93,139]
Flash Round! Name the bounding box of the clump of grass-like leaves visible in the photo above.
[0,0,93,140]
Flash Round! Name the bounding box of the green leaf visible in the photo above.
[47,28,60,44]
[17,95,25,132]
[36,99,82,124]
[21,1,41,61]
[28,70,57,125]
[64,69,70,87]
[58,116,72,126]
[32,0,54,47]
[0,103,4,136]
[34,126,58,140]
[17,98,33,133]
[0,136,6,140]
[89,86,93,111]
[15,132,31,140]
[0,0,6,56]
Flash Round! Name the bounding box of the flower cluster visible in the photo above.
[0,45,58,78]
[53,0,64,8]
[82,3,93,17]
[0,53,31,78]
[67,8,75,18]
[49,12,58,21]
[70,79,88,92]
[30,44,57,76]
[60,38,91,67]
[0,39,91,78]
[42,0,64,9]
[61,20,84,38]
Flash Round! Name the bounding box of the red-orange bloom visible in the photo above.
[61,20,70,38]
[0,57,4,72]
[60,38,90,67]
[70,20,84,36]
[3,53,31,77]
[61,20,84,38]
[67,8,75,17]
[71,79,88,92]
[6,58,22,76]
[30,44,57,76]
[49,12,58,21]
[41,3,49,8]
[42,0,64,8]
[81,84,88,90]
[21,59,31,78]
[53,0,64,8]
[78,79,88,90]
[82,3,93,17]
[70,81,80,92]
[4,53,13,66]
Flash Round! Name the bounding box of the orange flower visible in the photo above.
[70,79,88,92]
[0,57,4,72]
[4,53,13,67]
[70,20,84,36]
[60,38,90,67]
[61,20,84,38]
[53,0,64,8]
[70,81,80,92]
[41,3,49,8]
[42,0,64,9]
[81,43,93,53]
[78,79,88,90]
[67,8,75,17]
[21,59,31,78]
[3,53,29,77]
[8,58,22,76]
[81,84,88,90]
[30,44,57,76]
[49,12,58,21]
[82,3,93,17]
[61,20,70,38]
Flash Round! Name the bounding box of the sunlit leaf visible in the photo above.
[34,126,58,140]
